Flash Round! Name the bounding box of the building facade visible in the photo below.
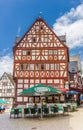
[69,55,83,92]
[13,17,69,105]
[0,72,15,108]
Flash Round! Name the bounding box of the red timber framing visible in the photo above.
[13,17,69,105]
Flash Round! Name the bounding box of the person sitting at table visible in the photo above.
[54,103,57,108]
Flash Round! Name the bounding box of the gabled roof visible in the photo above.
[13,17,69,52]
[1,72,15,86]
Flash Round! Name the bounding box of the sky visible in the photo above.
[0,0,83,76]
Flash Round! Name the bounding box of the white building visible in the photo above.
[0,72,15,108]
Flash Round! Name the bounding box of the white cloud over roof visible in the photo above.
[53,4,83,49]
[0,55,13,76]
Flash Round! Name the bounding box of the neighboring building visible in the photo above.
[69,54,83,92]
[13,17,69,105]
[0,72,15,108]
[70,54,82,76]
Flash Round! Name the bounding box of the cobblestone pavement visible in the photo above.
[0,107,83,130]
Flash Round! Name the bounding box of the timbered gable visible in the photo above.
[14,18,67,49]
[13,17,69,104]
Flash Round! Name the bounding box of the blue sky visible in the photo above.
[0,0,83,76]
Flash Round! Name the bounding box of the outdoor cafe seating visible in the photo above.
[10,107,22,118]
[23,102,70,118]
[10,101,78,119]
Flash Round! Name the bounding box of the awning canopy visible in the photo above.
[19,84,62,97]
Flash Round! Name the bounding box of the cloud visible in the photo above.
[0,55,13,77]
[53,4,83,49]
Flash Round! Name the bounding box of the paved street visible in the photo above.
[0,107,83,130]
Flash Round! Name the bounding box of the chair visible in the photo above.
[63,106,69,115]
[54,107,58,115]
[50,106,55,116]
[50,106,58,116]
[14,108,19,118]
[67,104,71,111]
[43,108,49,116]
[37,108,41,116]
[18,108,22,117]
[24,108,30,118]
[30,108,37,117]
[57,105,63,115]
[10,108,15,118]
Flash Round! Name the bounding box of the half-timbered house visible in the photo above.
[0,72,15,108]
[13,17,69,105]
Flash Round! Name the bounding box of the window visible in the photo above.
[17,84,23,88]
[20,64,24,70]
[41,79,46,83]
[32,38,36,42]
[26,64,28,70]
[54,50,56,55]
[50,64,54,70]
[24,84,28,88]
[27,51,31,55]
[36,26,39,30]
[7,89,12,93]
[35,64,39,70]
[40,26,43,30]
[30,80,34,83]
[55,64,59,70]
[24,79,28,83]
[30,64,34,70]
[22,50,26,55]
[46,64,49,70]
[17,97,22,102]
[2,82,8,86]
[49,50,53,55]
[18,79,23,83]
[70,74,74,81]
[44,37,48,42]
[35,79,40,83]
[41,64,44,70]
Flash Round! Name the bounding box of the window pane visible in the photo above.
[17,84,23,88]
[20,64,24,70]
[24,84,28,88]
[50,64,54,70]
[41,64,44,70]
[49,50,53,55]
[27,51,31,55]
[26,64,28,70]
[17,97,22,101]
[55,64,59,70]
[30,64,34,70]
[46,64,49,70]
[22,50,26,55]
[18,79,23,83]
[24,79,28,83]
